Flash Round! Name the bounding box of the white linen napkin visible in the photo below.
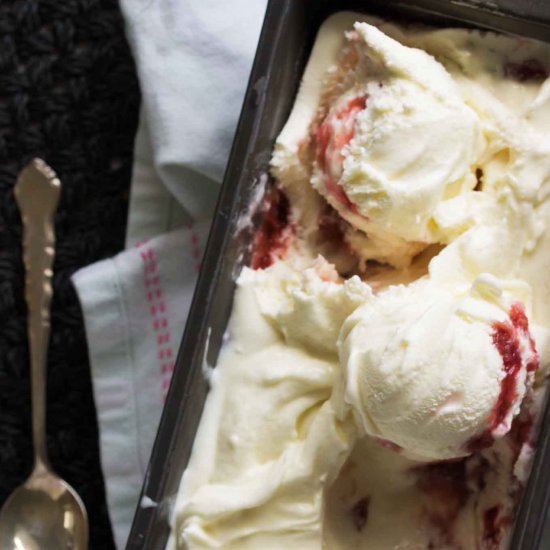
[72,1,267,547]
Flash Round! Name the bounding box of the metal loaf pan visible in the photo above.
[126,1,550,548]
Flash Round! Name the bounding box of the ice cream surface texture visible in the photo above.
[168,12,550,550]
[312,23,483,262]
[341,275,538,461]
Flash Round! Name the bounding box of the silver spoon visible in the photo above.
[0,159,88,550]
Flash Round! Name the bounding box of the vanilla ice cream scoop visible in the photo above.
[339,274,539,461]
[312,23,483,266]
[252,257,372,355]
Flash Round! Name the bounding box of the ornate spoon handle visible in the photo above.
[14,159,61,468]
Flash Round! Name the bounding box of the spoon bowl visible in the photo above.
[0,464,88,550]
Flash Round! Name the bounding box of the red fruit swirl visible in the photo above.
[315,95,366,212]
[504,58,548,82]
[350,496,370,532]
[324,177,356,212]
[250,186,293,270]
[318,204,347,245]
[467,303,538,453]
[415,460,470,546]
[482,505,513,549]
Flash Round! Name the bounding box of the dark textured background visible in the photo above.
[0,0,140,548]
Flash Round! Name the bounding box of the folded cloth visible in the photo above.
[73,223,210,545]
[123,0,270,224]
[72,0,267,547]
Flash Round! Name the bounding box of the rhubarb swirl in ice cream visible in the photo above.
[168,12,550,550]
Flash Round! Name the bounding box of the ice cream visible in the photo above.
[169,261,357,550]
[340,274,538,461]
[167,12,550,550]
[311,23,483,267]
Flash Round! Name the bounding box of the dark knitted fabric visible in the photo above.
[0,1,140,548]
